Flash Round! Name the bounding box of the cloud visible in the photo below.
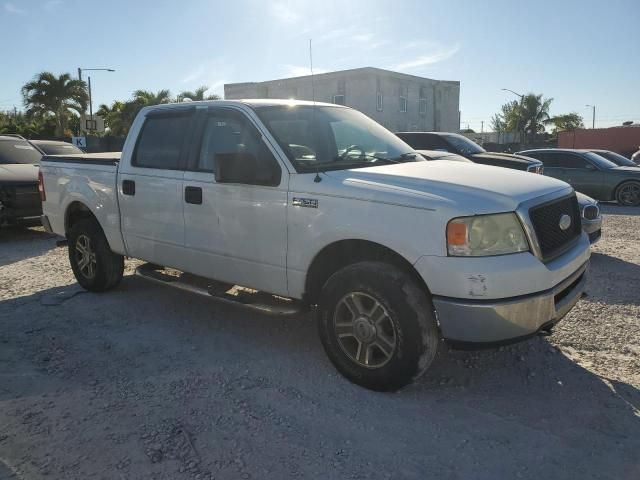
[4,2,26,14]
[181,65,207,84]
[270,3,299,23]
[353,33,373,43]
[282,65,328,78]
[388,44,460,71]
[43,0,63,11]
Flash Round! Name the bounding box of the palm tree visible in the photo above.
[97,101,127,136]
[520,94,552,143]
[22,72,88,137]
[132,89,173,106]
[177,86,220,102]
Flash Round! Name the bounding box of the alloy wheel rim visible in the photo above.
[333,292,397,368]
[619,184,640,206]
[75,234,97,279]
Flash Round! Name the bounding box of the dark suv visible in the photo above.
[396,131,543,173]
[0,135,42,227]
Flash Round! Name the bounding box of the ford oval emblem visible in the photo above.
[559,214,572,231]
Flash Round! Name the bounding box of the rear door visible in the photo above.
[118,107,195,268]
[181,106,289,296]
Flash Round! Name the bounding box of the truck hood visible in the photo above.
[323,161,570,215]
[0,164,39,185]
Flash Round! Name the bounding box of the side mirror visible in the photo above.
[215,152,257,184]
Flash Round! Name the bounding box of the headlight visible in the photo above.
[447,213,529,256]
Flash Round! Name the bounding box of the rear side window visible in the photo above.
[529,152,558,167]
[133,114,191,169]
[556,154,589,169]
[0,140,42,164]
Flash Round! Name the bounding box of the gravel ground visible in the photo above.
[0,204,638,480]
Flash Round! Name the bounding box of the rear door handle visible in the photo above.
[185,186,202,205]
[122,180,135,196]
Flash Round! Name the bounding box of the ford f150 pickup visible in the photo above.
[39,100,591,391]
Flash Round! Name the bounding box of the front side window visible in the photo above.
[133,113,191,169]
[557,154,590,169]
[255,105,418,173]
[197,110,281,186]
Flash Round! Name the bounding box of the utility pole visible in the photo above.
[76,67,115,134]
[586,104,595,129]
[502,88,525,146]
[481,120,484,133]
[88,76,93,132]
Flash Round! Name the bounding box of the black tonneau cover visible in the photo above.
[42,152,121,166]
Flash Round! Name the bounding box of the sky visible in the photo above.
[1,0,639,131]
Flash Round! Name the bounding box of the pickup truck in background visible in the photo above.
[40,100,591,391]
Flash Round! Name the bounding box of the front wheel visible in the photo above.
[67,218,124,292]
[616,181,640,207]
[317,261,439,391]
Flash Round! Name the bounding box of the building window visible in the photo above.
[333,94,345,105]
[399,96,407,113]
[376,92,383,111]
[419,98,427,115]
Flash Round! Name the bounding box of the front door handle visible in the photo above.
[185,186,202,205]
[122,179,135,196]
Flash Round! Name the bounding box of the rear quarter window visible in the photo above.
[132,113,191,170]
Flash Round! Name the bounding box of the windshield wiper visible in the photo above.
[331,152,418,164]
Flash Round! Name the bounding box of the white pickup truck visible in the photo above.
[40,100,590,391]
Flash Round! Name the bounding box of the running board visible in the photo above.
[135,264,304,316]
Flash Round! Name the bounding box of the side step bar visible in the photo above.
[135,263,304,316]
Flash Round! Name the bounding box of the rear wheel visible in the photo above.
[317,261,439,391]
[67,218,124,292]
[616,181,640,206]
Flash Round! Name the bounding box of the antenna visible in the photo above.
[309,38,315,104]
[309,38,321,182]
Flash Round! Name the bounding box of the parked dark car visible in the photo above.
[0,135,42,227]
[588,149,637,167]
[29,139,84,156]
[396,131,544,173]
[519,148,640,206]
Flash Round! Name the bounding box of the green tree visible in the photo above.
[545,113,584,136]
[97,101,128,136]
[21,72,88,137]
[177,86,220,102]
[493,94,553,143]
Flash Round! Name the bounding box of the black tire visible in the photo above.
[67,218,124,292]
[615,181,640,207]
[317,261,439,391]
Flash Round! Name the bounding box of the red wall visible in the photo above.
[558,127,640,157]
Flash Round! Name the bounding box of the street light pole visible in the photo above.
[88,76,93,132]
[586,104,595,129]
[502,88,525,146]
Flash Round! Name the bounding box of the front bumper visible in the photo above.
[432,260,588,345]
[581,218,602,244]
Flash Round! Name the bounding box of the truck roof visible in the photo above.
[144,98,345,111]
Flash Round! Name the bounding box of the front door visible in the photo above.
[182,107,289,296]
[556,152,603,198]
[118,108,195,268]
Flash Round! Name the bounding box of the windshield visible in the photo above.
[0,140,42,164]
[254,105,419,172]
[443,134,486,155]
[34,142,84,155]
[583,151,618,169]
[595,150,636,167]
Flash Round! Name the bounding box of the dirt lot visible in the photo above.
[1,205,639,480]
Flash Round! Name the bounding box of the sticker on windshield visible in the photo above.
[14,145,36,150]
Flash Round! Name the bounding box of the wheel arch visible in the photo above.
[64,201,99,235]
[303,239,429,305]
[614,178,640,199]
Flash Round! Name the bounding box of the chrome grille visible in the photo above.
[529,194,582,261]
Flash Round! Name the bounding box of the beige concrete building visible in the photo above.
[224,67,460,133]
